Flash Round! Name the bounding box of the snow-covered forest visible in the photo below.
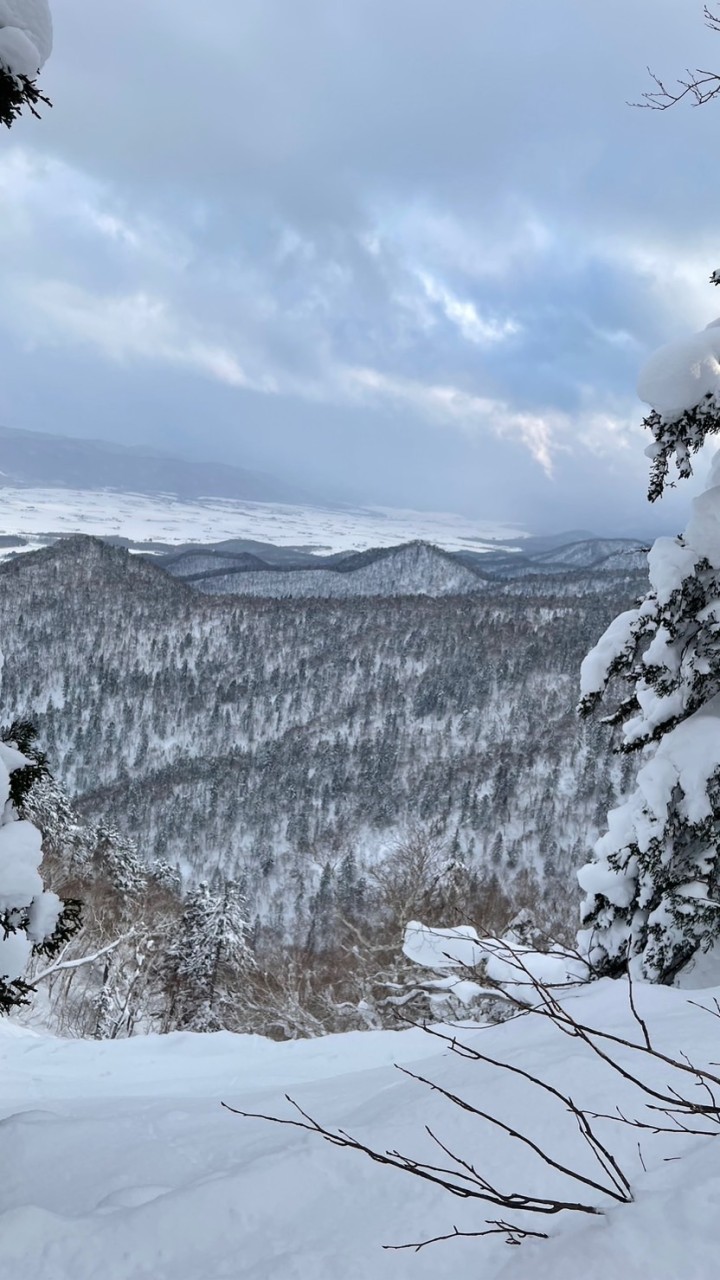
[0,537,644,932]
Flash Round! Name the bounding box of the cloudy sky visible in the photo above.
[1,0,719,534]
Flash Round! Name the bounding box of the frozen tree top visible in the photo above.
[638,319,720,418]
[0,0,52,78]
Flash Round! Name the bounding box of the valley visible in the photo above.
[0,536,645,944]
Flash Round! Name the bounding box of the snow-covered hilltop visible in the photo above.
[175,540,487,599]
[158,537,648,599]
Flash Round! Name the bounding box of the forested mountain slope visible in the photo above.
[180,541,485,598]
[155,535,649,598]
[0,538,644,932]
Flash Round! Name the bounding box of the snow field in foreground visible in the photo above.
[1,981,720,1278]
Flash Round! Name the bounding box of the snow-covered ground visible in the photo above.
[2,980,719,1279]
[0,486,525,556]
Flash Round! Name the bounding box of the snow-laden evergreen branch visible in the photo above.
[0,1,52,127]
[578,286,720,982]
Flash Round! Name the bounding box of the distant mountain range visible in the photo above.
[0,425,650,580]
[0,424,308,504]
[153,535,649,597]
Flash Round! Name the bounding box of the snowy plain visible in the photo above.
[0,486,526,556]
[3,979,720,1280]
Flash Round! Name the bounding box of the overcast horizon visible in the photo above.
[1,1,718,536]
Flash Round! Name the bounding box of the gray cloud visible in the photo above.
[1,0,718,533]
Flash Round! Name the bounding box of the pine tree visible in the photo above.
[578,277,720,982]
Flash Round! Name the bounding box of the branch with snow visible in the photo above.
[0,1,52,128]
[402,920,590,1009]
[28,932,131,988]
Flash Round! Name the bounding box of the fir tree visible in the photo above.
[578,275,720,982]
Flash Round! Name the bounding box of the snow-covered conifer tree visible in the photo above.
[173,879,253,1030]
[0,720,78,1012]
[94,822,148,900]
[0,1,53,128]
[578,284,720,982]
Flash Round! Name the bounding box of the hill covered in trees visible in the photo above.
[0,537,645,945]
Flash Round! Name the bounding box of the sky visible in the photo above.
[0,0,719,535]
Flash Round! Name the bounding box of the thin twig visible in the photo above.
[383,1221,549,1252]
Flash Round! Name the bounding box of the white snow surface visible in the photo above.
[0,486,525,556]
[0,0,51,76]
[403,922,590,1001]
[3,980,720,1278]
[0,818,44,910]
[637,318,720,417]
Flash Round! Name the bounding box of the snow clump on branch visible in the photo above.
[0,0,52,78]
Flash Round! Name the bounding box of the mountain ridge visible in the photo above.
[0,424,311,504]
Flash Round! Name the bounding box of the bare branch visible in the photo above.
[626,970,653,1052]
[383,1221,549,1252]
[223,942,720,1257]
[396,1044,632,1201]
[634,7,720,110]
[222,1097,608,1218]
